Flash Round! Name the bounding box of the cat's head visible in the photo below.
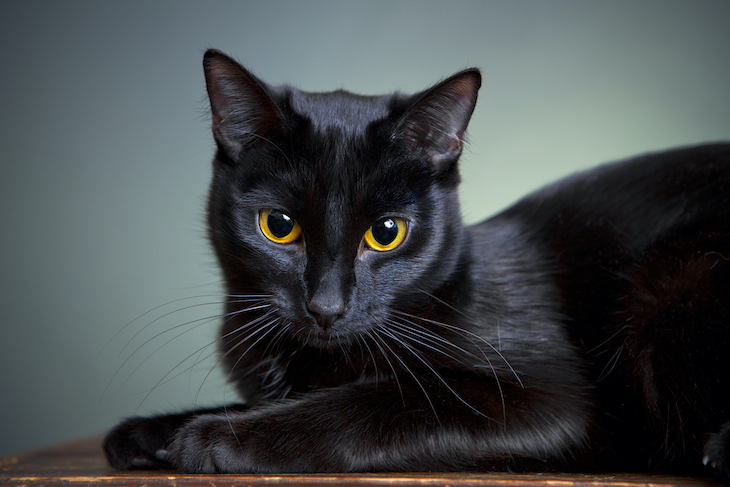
[203,50,480,350]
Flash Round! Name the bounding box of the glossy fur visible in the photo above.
[104,50,730,477]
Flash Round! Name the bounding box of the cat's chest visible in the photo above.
[272,348,387,394]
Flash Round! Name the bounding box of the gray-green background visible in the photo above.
[1,0,729,456]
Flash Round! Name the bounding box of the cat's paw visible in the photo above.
[704,422,730,480]
[168,413,258,473]
[103,416,177,470]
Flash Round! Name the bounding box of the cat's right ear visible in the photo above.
[203,49,286,158]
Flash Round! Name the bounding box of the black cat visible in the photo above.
[104,49,730,477]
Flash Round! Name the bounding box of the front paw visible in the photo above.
[168,413,257,473]
[704,422,730,479]
[103,416,178,470]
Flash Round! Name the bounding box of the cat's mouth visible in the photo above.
[292,320,362,349]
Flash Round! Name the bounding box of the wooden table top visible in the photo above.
[0,436,722,487]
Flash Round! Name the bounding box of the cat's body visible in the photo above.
[104,50,730,476]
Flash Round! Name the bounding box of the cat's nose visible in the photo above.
[309,310,341,330]
[307,296,345,330]
[306,262,349,330]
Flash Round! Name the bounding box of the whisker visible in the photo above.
[372,327,440,423]
[387,315,507,413]
[115,294,269,361]
[417,289,469,319]
[106,294,273,408]
[132,337,220,414]
[215,318,283,404]
[100,294,235,357]
[596,346,624,383]
[363,330,404,403]
[388,318,489,370]
[219,313,282,383]
[392,309,523,388]
[379,326,496,423]
[109,312,225,400]
[357,334,379,385]
[103,299,271,400]
[137,308,278,411]
[217,315,294,402]
[190,309,278,404]
[126,301,270,362]
[391,310,514,423]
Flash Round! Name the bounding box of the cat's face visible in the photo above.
[203,51,480,350]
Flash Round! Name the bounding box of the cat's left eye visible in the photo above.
[259,209,302,244]
[364,217,407,252]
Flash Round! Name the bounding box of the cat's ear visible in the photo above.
[203,49,286,158]
[393,69,481,175]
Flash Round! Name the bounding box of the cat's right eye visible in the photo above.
[259,209,302,244]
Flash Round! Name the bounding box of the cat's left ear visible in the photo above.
[393,69,481,175]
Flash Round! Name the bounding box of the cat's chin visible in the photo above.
[293,325,361,350]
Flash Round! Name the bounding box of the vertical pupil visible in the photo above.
[268,210,294,238]
[372,218,398,244]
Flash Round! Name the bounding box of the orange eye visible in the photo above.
[259,209,301,244]
[364,217,407,252]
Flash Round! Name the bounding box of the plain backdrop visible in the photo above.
[1,0,729,456]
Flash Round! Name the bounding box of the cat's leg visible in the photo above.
[704,421,730,479]
[103,405,246,469]
[167,379,590,473]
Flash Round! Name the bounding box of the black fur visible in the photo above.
[104,49,730,477]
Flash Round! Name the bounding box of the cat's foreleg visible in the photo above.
[704,421,730,480]
[166,380,589,473]
[103,405,247,470]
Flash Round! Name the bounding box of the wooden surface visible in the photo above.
[0,436,722,487]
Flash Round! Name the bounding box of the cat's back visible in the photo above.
[469,142,730,472]
[470,143,730,308]
[472,142,730,356]
[502,142,730,239]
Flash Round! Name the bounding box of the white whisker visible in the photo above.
[372,326,440,423]
[388,318,487,370]
[364,330,404,403]
[104,296,232,359]
[128,302,272,409]
[104,293,274,410]
[379,326,495,422]
[387,314,507,415]
[392,308,523,388]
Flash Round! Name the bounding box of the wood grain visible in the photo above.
[0,436,722,487]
